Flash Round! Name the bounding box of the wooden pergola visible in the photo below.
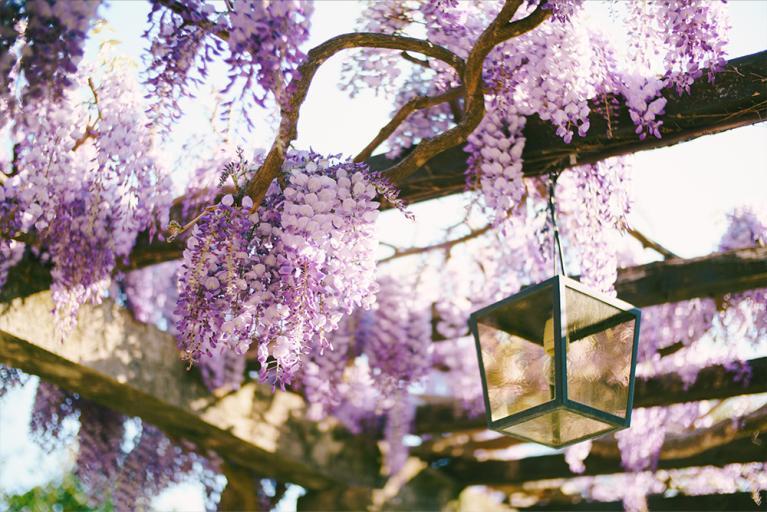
[1,50,766,510]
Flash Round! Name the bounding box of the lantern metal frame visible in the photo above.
[468,273,642,448]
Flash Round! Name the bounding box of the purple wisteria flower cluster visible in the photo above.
[0,0,99,112]
[464,99,526,223]
[144,0,222,134]
[224,0,313,109]
[1,56,172,337]
[718,207,767,350]
[143,0,313,129]
[175,152,403,387]
[20,377,221,510]
[301,313,356,420]
[75,400,126,505]
[559,157,633,294]
[0,362,28,398]
[362,276,432,398]
[339,1,412,98]
[112,423,221,512]
[29,380,79,452]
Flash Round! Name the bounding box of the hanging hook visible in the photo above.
[547,172,567,277]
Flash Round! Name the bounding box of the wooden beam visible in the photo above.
[590,404,767,460]
[0,292,381,491]
[429,246,767,341]
[6,241,767,344]
[414,356,767,433]
[371,50,767,205]
[521,491,767,511]
[615,246,767,307]
[2,51,765,304]
[417,403,767,460]
[437,436,765,488]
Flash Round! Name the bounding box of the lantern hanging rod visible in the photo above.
[547,172,567,277]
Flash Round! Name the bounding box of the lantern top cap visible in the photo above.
[469,274,641,323]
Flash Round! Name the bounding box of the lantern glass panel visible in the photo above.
[564,286,636,418]
[475,282,557,423]
[500,409,615,446]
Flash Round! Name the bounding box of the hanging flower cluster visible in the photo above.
[75,400,126,505]
[464,99,526,222]
[301,314,356,420]
[176,153,404,387]
[0,363,28,398]
[339,1,412,98]
[223,0,313,111]
[112,423,221,512]
[0,0,99,109]
[559,157,633,294]
[1,50,172,336]
[29,380,80,452]
[143,0,313,129]
[717,207,767,349]
[362,276,433,398]
[144,0,222,134]
[18,377,222,511]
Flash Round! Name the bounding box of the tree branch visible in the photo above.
[381,1,552,186]
[401,51,431,69]
[242,32,466,209]
[626,226,679,259]
[354,87,464,163]
[378,220,493,263]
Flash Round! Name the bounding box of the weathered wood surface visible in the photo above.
[417,403,767,460]
[415,356,767,433]
[372,50,767,204]
[616,246,767,307]
[0,292,381,491]
[437,435,765,488]
[521,491,767,511]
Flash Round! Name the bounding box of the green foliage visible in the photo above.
[2,474,112,512]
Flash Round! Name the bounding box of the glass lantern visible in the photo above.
[468,274,641,448]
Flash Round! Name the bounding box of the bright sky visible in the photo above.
[1,1,766,510]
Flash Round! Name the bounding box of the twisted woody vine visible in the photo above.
[0,0,765,509]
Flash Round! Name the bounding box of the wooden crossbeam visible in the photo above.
[371,50,767,205]
[437,435,765,488]
[417,402,767,460]
[2,51,765,305]
[0,292,381,491]
[429,246,767,341]
[415,356,767,433]
[521,491,766,511]
[615,246,767,307]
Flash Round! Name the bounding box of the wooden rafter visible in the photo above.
[436,436,765,488]
[415,356,767,434]
[520,491,766,511]
[1,51,765,303]
[372,50,767,205]
[0,292,381,491]
[416,402,767,460]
